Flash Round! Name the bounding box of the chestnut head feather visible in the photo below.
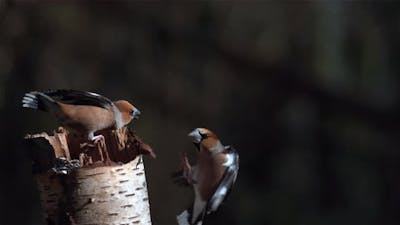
[188,128,221,153]
[114,100,141,126]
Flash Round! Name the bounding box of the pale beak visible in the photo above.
[188,129,202,143]
[188,129,201,151]
[132,108,141,119]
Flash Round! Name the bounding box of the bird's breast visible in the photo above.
[196,153,227,200]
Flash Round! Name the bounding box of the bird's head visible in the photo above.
[188,128,221,153]
[114,100,141,126]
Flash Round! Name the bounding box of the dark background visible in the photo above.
[1,2,400,225]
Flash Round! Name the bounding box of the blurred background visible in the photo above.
[1,2,400,225]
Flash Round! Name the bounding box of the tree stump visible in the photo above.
[25,127,155,225]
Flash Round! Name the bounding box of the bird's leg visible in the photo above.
[92,134,110,163]
[92,134,105,146]
[91,135,106,162]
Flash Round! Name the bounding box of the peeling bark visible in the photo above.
[25,127,154,225]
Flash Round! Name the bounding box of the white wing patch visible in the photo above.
[209,186,228,211]
[223,153,235,167]
[177,210,190,225]
[87,91,102,97]
[112,105,124,129]
[191,190,207,224]
[218,186,228,196]
[207,149,239,213]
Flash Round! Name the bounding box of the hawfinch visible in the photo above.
[176,128,239,225]
[22,89,141,143]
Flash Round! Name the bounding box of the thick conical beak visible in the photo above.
[188,129,202,143]
[188,129,201,151]
[132,108,141,119]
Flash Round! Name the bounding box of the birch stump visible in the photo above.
[25,127,155,225]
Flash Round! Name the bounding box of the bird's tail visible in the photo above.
[176,209,204,225]
[177,210,191,225]
[22,91,57,111]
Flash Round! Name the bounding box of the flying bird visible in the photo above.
[175,128,239,225]
[22,89,141,145]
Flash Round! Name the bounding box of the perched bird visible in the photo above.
[176,128,239,225]
[22,89,141,144]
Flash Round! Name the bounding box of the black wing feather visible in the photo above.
[44,89,114,109]
[190,147,239,225]
[206,146,239,214]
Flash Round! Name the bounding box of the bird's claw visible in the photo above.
[93,135,106,147]
[80,135,108,163]
[92,135,109,163]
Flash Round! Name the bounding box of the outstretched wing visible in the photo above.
[206,146,239,213]
[44,89,114,109]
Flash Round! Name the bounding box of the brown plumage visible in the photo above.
[177,128,239,225]
[195,129,227,201]
[22,90,140,142]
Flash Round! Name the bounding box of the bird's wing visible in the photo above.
[190,147,238,225]
[44,89,114,109]
[206,146,239,213]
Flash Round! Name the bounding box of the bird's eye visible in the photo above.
[199,131,209,140]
